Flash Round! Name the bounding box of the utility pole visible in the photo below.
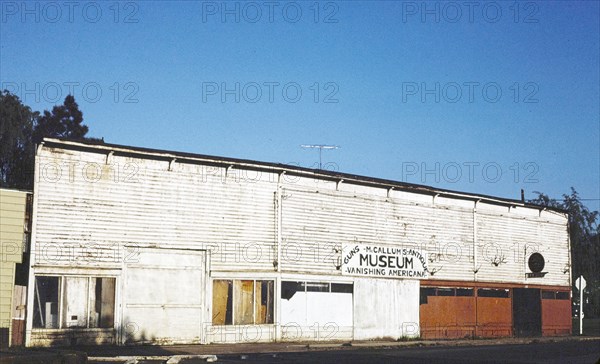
[300,144,340,169]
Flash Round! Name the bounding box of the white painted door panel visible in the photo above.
[123,248,205,344]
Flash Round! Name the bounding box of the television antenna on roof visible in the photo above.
[300,144,340,169]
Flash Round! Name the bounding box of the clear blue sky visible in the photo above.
[2,1,599,210]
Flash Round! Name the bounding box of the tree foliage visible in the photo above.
[32,95,89,145]
[0,91,95,190]
[0,91,38,189]
[530,188,600,318]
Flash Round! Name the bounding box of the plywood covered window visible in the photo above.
[33,276,116,329]
[234,280,254,325]
[63,277,89,328]
[212,279,273,325]
[90,278,116,328]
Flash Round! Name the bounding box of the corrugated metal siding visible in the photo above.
[280,182,568,286]
[280,186,474,276]
[476,211,569,286]
[34,149,276,271]
[33,146,569,286]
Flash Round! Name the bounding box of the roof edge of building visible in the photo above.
[39,137,568,215]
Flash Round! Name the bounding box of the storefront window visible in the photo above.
[256,281,274,324]
[282,281,353,297]
[63,277,89,328]
[542,290,570,300]
[234,280,254,325]
[33,276,116,329]
[90,278,116,328]
[212,279,274,325]
[33,276,60,328]
[212,280,233,325]
[477,288,510,298]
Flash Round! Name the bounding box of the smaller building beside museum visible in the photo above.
[25,138,572,346]
[0,188,31,347]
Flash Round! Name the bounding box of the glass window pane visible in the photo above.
[556,291,570,300]
[477,288,510,298]
[212,280,232,325]
[281,281,304,300]
[89,278,116,328]
[437,288,455,296]
[306,282,329,292]
[541,290,555,299]
[420,287,436,304]
[331,283,353,294]
[33,276,60,328]
[234,280,254,325]
[456,288,474,297]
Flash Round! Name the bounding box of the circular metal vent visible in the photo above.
[528,252,545,273]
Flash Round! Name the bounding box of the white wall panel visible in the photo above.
[353,278,419,340]
[33,144,570,286]
[34,149,277,272]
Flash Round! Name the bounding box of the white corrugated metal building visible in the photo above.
[25,138,571,346]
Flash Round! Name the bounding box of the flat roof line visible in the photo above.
[40,137,567,214]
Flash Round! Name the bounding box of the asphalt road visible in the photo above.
[213,340,600,364]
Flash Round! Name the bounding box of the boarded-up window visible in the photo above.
[33,275,116,330]
[212,280,232,325]
[212,279,274,325]
[63,277,89,328]
[234,280,254,325]
[256,281,274,324]
[89,278,116,328]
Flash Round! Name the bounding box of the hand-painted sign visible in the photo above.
[341,244,428,279]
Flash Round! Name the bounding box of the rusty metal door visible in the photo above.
[513,288,541,337]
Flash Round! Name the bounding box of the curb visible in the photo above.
[0,350,87,364]
[88,355,218,363]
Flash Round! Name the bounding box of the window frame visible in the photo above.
[212,279,274,326]
[33,275,116,330]
[281,280,354,299]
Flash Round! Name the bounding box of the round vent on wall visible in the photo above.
[528,252,545,273]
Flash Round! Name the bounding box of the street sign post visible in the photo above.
[575,276,586,335]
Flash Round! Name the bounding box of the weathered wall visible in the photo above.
[353,278,419,340]
[27,140,571,345]
[32,143,569,287]
[32,147,277,272]
[280,183,570,286]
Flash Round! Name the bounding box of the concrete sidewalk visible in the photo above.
[83,335,600,357]
[2,336,599,364]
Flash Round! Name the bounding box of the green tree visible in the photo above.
[32,95,88,145]
[530,188,600,317]
[0,91,95,190]
[0,91,38,189]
